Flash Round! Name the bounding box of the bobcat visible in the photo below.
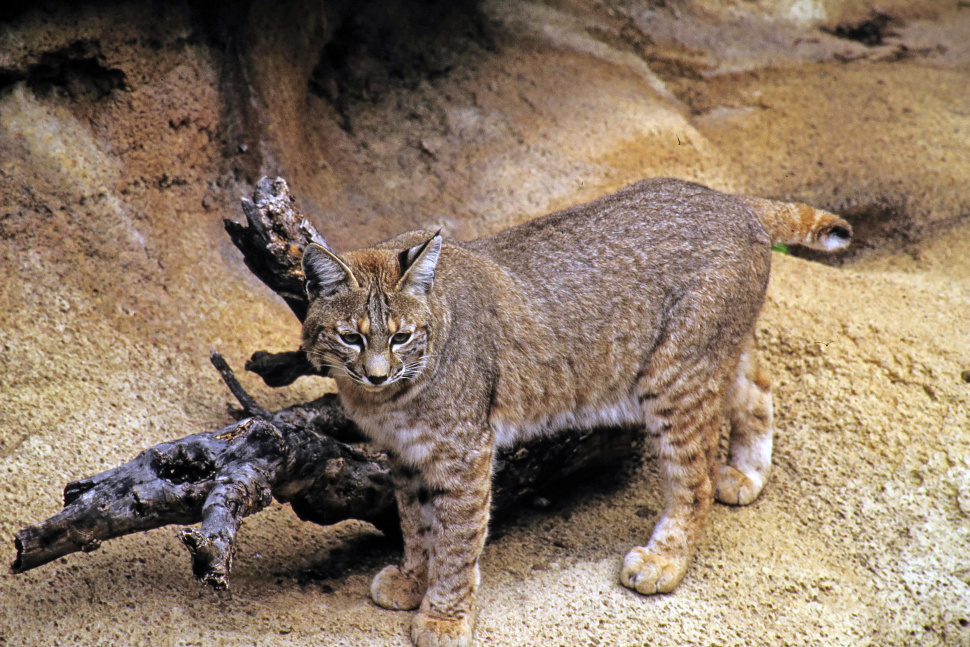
[299,178,851,647]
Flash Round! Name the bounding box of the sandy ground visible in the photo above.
[1,1,969,645]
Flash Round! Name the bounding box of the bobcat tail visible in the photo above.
[740,196,853,251]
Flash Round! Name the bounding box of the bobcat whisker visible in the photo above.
[305,351,361,381]
[316,362,349,374]
[304,353,346,371]
[396,358,430,382]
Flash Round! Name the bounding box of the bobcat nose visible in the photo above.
[363,352,390,385]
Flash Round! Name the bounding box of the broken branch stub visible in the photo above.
[245,349,323,387]
[224,176,326,385]
[225,176,325,323]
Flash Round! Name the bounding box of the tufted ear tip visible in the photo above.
[397,233,442,296]
[302,243,360,299]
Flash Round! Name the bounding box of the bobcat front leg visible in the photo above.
[411,441,493,647]
[372,466,430,611]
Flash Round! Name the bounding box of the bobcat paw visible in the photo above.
[371,565,425,610]
[620,546,687,595]
[715,464,765,506]
[410,612,475,647]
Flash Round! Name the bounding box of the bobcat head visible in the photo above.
[300,234,441,390]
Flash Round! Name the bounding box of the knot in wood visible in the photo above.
[325,458,346,479]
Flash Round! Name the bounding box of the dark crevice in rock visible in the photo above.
[307,0,493,132]
[0,0,35,22]
[821,12,897,47]
[0,40,127,101]
[187,0,266,186]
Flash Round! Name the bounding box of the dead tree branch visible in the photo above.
[225,176,322,323]
[13,353,390,587]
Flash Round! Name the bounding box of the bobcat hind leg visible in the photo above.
[716,337,774,506]
[621,362,722,596]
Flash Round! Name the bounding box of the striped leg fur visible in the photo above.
[621,360,723,595]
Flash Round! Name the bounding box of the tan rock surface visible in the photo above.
[1,1,968,645]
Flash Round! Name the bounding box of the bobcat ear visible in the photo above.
[302,243,360,299]
[397,233,442,296]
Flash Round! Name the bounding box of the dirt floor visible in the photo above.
[1,0,969,645]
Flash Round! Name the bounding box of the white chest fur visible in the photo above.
[354,409,437,466]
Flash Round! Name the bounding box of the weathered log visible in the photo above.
[12,354,640,586]
[12,353,391,587]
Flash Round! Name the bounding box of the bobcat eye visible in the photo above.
[390,332,412,346]
[339,332,363,347]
